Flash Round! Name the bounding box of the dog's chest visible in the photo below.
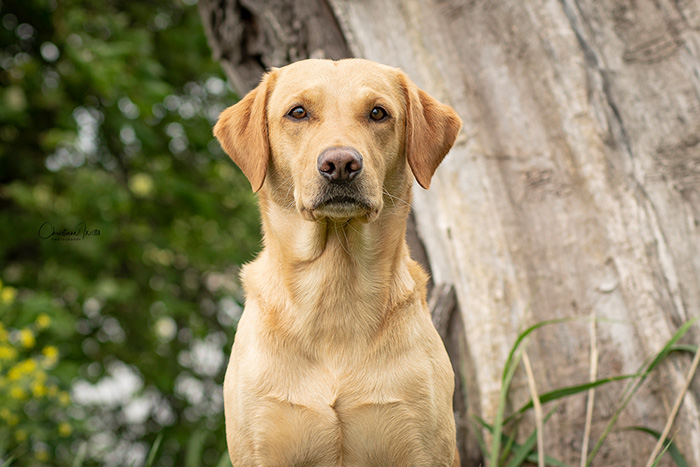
[246,358,440,466]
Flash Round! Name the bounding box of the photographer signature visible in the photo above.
[38,222,101,241]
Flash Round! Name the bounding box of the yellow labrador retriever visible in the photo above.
[214,58,462,466]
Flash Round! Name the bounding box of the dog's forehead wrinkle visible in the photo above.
[276,62,398,97]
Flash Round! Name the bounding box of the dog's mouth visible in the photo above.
[307,193,375,221]
[321,195,370,208]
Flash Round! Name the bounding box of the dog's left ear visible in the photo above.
[214,71,277,192]
[400,72,462,189]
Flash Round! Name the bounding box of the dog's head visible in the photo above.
[214,59,461,222]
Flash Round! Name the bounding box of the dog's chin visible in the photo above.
[302,197,379,223]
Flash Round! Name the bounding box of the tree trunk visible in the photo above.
[200,1,700,465]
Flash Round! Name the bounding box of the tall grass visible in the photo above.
[475,317,699,467]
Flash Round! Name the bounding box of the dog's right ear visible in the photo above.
[399,71,462,190]
[214,71,277,192]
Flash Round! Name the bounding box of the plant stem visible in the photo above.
[644,345,700,467]
[580,314,598,467]
[522,352,544,467]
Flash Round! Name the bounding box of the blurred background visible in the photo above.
[0,0,260,465]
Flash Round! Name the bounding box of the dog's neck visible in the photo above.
[242,190,426,355]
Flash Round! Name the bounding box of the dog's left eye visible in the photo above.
[369,106,388,121]
[287,106,308,119]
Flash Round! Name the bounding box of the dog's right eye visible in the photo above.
[287,106,307,120]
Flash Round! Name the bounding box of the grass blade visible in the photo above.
[670,345,698,354]
[587,317,698,466]
[504,374,639,425]
[475,411,569,467]
[650,439,674,467]
[522,352,544,467]
[581,315,598,467]
[499,425,519,466]
[645,340,700,467]
[621,427,687,467]
[490,337,525,467]
[470,416,492,460]
[491,317,583,467]
[71,443,87,467]
[185,428,208,467]
[501,318,583,382]
[144,433,163,467]
[526,452,571,467]
[643,318,698,376]
[505,406,557,467]
[215,451,233,467]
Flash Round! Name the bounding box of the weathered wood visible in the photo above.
[198,0,351,93]
[429,283,457,340]
[200,0,700,465]
[327,0,700,465]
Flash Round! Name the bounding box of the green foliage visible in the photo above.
[0,0,260,465]
[477,318,697,467]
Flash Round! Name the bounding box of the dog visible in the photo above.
[214,58,462,466]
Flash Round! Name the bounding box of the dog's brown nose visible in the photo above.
[317,146,363,183]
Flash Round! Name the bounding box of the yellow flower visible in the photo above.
[15,429,28,442]
[58,422,72,437]
[7,365,21,381]
[32,381,47,398]
[10,386,26,400]
[58,391,70,406]
[42,345,59,365]
[7,413,19,426]
[47,384,59,397]
[36,313,51,329]
[0,344,17,360]
[19,328,35,348]
[1,286,17,304]
[8,358,37,381]
[128,173,155,198]
[20,358,36,374]
[35,449,49,462]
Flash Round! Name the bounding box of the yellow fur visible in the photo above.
[214,59,462,466]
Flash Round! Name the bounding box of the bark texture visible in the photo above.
[198,0,350,93]
[200,0,700,465]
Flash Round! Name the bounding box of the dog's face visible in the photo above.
[214,59,461,223]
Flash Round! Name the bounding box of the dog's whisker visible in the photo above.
[346,221,362,238]
[341,223,351,251]
[333,222,351,255]
[382,189,412,209]
[282,169,305,201]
